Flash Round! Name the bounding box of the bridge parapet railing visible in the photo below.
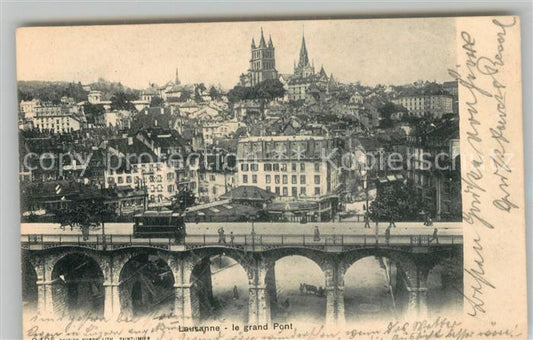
[21,233,462,250]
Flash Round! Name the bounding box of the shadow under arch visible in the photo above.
[343,254,405,323]
[21,253,38,311]
[187,249,250,323]
[266,252,327,324]
[51,252,105,317]
[425,250,463,315]
[118,252,175,318]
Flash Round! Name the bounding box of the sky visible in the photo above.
[16,18,456,90]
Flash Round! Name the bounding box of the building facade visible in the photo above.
[104,161,177,205]
[19,99,40,120]
[236,135,340,199]
[33,105,84,134]
[392,95,453,118]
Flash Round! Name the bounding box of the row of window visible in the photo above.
[240,162,321,172]
[150,184,175,193]
[265,186,321,196]
[242,174,321,185]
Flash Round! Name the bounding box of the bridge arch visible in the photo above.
[262,248,328,323]
[118,250,175,317]
[51,252,105,316]
[187,248,250,322]
[343,254,406,322]
[262,247,328,272]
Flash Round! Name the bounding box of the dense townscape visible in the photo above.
[18,29,461,228]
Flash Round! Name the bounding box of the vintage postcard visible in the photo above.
[16,16,526,339]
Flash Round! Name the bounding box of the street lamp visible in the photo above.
[360,168,371,229]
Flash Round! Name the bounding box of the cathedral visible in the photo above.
[238,29,337,103]
[240,28,278,87]
[286,34,332,102]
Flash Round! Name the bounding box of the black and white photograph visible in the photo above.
[14,15,525,339]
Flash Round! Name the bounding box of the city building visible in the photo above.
[197,169,236,203]
[33,105,85,134]
[19,99,40,120]
[236,135,340,200]
[240,28,278,87]
[88,90,102,104]
[442,80,459,115]
[392,95,453,118]
[202,121,241,146]
[405,118,461,221]
[104,161,177,205]
[103,110,132,128]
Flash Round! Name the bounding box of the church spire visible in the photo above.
[251,37,256,49]
[298,33,309,68]
[259,27,267,48]
[175,67,180,85]
[268,34,273,48]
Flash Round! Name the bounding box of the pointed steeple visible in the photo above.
[259,27,267,48]
[268,34,273,48]
[319,65,327,77]
[298,33,309,68]
[251,37,256,49]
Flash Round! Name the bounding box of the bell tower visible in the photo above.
[248,28,278,87]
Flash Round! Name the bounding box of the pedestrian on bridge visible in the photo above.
[431,228,439,244]
[230,231,235,246]
[364,211,371,228]
[389,216,396,228]
[385,226,391,245]
[218,227,226,244]
[314,226,321,241]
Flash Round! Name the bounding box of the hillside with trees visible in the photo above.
[17,78,140,104]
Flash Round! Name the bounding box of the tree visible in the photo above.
[227,79,285,119]
[208,86,220,100]
[378,102,408,128]
[179,89,192,102]
[369,180,427,222]
[110,91,136,111]
[227,85,248,103]
[194,83,207,102]
[150,96,165,107]
[83,103,105,124]
[171,189,196,212]
[52,197,115,240]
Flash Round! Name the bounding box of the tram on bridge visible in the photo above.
[133,211,185,239]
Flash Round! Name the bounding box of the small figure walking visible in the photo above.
[389,215,396,228]
[432,228,439,244]
[230,231,235,246]
[385,225,391,245]
[218,227,226,244]
[313,226,321,242]
[364,211,371,228]
[232,285,239,300]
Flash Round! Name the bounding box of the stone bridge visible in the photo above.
[21,228,462,326]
